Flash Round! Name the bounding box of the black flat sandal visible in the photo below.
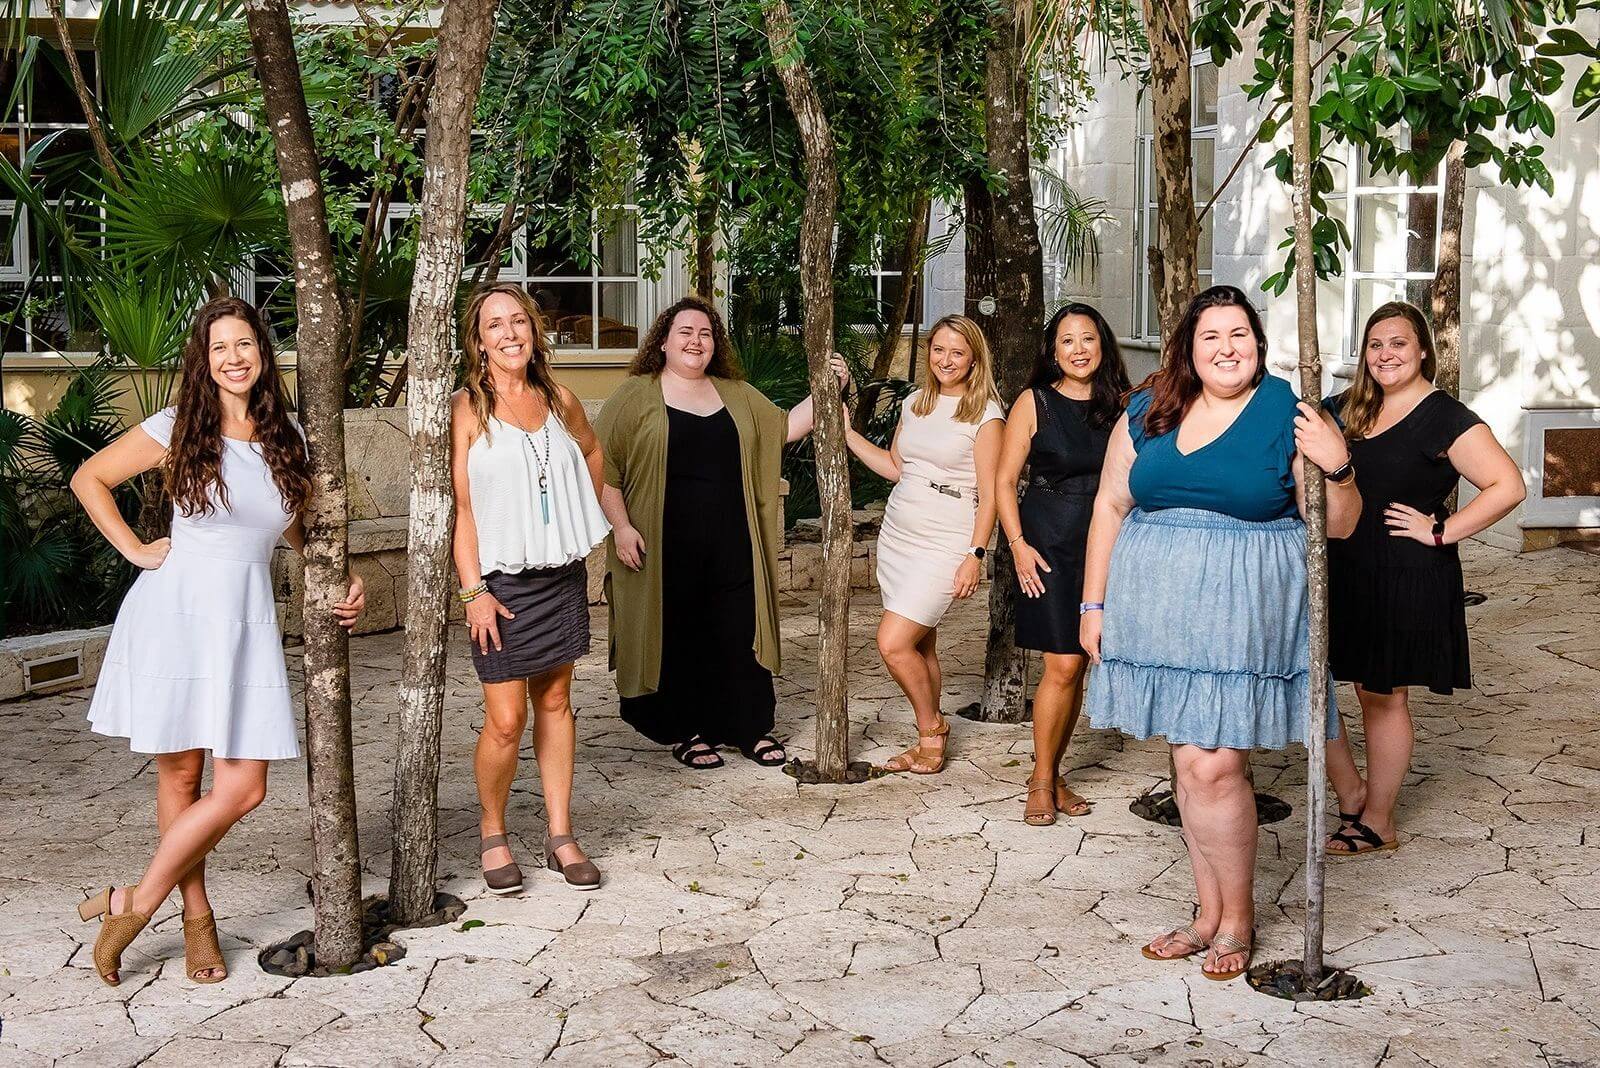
[739,736,787,767]
[672,737,724,770]
[1328,818,1399,857]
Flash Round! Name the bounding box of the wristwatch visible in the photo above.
[1326,458,1355,485]
[968,546,986,560]
[1431,516,1446,547]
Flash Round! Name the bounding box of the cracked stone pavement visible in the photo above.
[2,541,1598,1067]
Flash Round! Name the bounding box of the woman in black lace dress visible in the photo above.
[996,302,1129,826]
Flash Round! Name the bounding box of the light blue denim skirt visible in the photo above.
[1085,507,1338,750]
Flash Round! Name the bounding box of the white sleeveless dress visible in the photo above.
[875,393,1005,627]
[87,408,301,760]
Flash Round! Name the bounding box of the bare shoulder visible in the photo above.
[1007,388,1037,422]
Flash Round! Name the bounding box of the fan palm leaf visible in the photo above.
[96,0,243,144]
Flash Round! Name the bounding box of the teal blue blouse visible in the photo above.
[1126,375,1300,521]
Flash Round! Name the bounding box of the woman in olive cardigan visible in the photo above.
[596,296,832,770]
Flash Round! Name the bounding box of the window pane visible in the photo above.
[1144,275,1159,337]
[1404,190,1439,274]
[1353,278,1407,337]
[527,241,586,278]
[597,281,639,348]
[1192,63,1218,128]
[28,50,95,124]
[1198,211,1214,269]
[465,221,514,274]
[1192,137,1215,205]
[0,208,15,269]
[597,211,638,276]
[528,281,595,346]
[0,281,26,350]
[1355,194,1404,272]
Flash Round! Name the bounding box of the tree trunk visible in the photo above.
[46,0,122,186]
[388,0,503,925]
[1430,139,1466,400]
[764,0,851,781]
[855,191,930,433]
[243,0,363,970]
[1289,0,1329,991]
[693,185,719,299]
[1143,0,1198,339]
[971,0,1044,723]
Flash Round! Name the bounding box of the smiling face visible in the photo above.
[928,326,976,393]
[207,315,262,399]
[1363,315,1428,392]
[1055,313,1103,385]
[662,309,716,379]
[1191,305,1260,398]
[476,291,537,375]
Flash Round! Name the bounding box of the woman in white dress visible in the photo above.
[452,283,609,894]
[844,315,1004,773]
[69,296,365,986]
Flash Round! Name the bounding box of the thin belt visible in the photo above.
[902,473,973,500]
[1028,473,1098,496]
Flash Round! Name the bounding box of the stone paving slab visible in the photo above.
[2,542,1599,1066]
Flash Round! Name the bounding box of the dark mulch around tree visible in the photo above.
[258,891,465,978]
[951,700,1031,722]
[1130,789,1292,827]
[1248,958,1372,1001]
[785,759,880,784]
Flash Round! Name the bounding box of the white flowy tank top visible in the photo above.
[466,413,611,573]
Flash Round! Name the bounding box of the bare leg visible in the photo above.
[527,664,588,867]
[915,626,942,711]
[154,751,224,980]
[1350,686,1411,843]
[106,759,268,982]
[877,613,945,769]
[476,679,529,872]
[1171,745,1257,976]
[1031,653,1088,808]
[1325,700,1368,822]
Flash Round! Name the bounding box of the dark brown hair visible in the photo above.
[166,296,310,518]
[1029,302,1131,430]
[629,295,744,379]
[1340,301,1438,439]
[461,282,566,438]
[1137,284,1268,438]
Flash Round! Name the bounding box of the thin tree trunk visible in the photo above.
[1289,0,1329,990]
[243,0,363,970]
[1431,140,1466,400]
[764,0,851,781]
[1143,0,1198,339]
[693,184,719,298]
[855,191,930,433]
[46,0,122,186]
[972,0,1044,723]
[388,0,502,925]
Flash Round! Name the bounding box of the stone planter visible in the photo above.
[0,626,113,702]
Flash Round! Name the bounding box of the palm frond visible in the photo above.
[96,0,242,143]
[1034,161,1111,280]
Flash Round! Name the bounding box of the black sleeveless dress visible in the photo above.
[1015,388,1109,655]
[1324,390,1485,695]
[619,406,776,747]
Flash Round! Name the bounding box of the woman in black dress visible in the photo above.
[1323,301,1525,854]
[996,302,1130,825]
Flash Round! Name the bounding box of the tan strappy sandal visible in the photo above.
[1140,923,1209,961]
[77,887,149,987]
[183,910,228,984]
[1023,778,1057,826]
[1202,930,1254,981]
[882,715,949,774]
[1054,775,1091,817]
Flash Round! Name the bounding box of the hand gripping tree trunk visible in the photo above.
[764,0,852,781]
[1289,0,1330,990]
[1143,0,1199,339]
[243,0,363,970]
[389,0,503,925]
[972,0,1045,723]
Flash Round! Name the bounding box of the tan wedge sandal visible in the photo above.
[77,887,149,987]
[183,910,228,984]
[882,715,949,775]
[1023,779,1057,826]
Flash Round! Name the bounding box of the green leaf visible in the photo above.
[459,919,486,931]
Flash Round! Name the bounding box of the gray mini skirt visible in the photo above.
[469,560,590,684]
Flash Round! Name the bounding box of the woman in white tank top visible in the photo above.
[451,283,610,894]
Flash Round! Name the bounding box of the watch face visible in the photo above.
[972,547,986,559]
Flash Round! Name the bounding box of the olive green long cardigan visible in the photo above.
[594,374,787,698]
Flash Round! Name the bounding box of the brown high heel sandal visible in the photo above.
[1023,779,1057,826]
[881,715,949,774]
[545,834,602,890]
[183,910,228,984]
[77,887,150,987]
[1054,775,1091,817]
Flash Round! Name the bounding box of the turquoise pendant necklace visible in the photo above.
[524,424,552,524]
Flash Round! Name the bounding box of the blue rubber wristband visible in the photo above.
[1079,602,1104,614]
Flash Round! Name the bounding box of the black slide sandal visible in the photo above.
[672,737,724,769]
[740,736,787,766]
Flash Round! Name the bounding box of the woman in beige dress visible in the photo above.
[844,315,1004,773]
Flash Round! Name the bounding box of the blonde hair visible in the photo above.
[461,282,565,438]
[1340,301,1438,439]
[911,315,1001,423]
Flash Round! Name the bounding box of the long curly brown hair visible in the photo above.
[1136,285,1268,438]
[629,295,744,379]
[166,297,310,518]
[461,282,566,438]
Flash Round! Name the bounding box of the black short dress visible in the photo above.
[619,406,776,748]
[1014,387,1110,655]
[1325,390,1485,695]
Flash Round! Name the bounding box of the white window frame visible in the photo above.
[1133,56,1218,341]
[506,205,651,355]
[846,230,924,333]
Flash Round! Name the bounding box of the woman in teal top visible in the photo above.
[1080,285,1361,983]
